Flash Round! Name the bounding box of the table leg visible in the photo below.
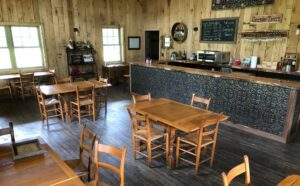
[167,127,176,169]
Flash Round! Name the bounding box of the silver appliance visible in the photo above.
[197,50,230,63]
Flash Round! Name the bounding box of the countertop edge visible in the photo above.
[130,61,300,90]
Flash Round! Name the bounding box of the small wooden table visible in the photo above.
[39,81,112,121]
[102,64,129,85]
[277,175,300,186]
[0,139,85,186]
[125,98,229,169]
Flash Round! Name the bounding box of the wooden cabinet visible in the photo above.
[66,44,98,81]
[102,64,129,85]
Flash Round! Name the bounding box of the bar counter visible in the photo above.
[130,61,300,143]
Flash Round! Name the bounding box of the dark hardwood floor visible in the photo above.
[1,86,300,186]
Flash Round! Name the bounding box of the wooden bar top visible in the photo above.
[130,61,300,90]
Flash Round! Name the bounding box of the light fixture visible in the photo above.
[297,25,300,35]
[73,27,80,33]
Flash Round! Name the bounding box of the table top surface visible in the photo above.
[0,139,84,186]
[39,80,112,96]
[277,175,300,186]
[0,71,54,80]
[125,98,229,133]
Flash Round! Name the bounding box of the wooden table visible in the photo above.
[39,81,112,121]
[0,139,85,186]
[102,64,129,85]
[0,71,54,80]
[125,98,229,169]
[277,175,300,186]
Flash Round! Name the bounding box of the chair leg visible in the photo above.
[175,137,180,168]
[194,145,202,175]
[59,102,64,122]
[105,88,107,114]
[147,140,152,167]
[132,135,136,160]
[210,143,216,167]
[78,105,81,125]
[165,134,169,163]
[92,103,96,122]
[43,105,49,125]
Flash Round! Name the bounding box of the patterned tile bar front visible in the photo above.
[131,63,300,142]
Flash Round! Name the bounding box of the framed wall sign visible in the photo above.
[128,36,140,50]
[251,14,283,24]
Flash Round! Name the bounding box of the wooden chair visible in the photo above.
[95,76,108,114]
[132,92,151,104]
[15,72,35,100]
[221,155,251,186]
[0,121,15,143]
[132,92,166,132]
[64,128,96,181]
[55,76,72,84]
[175,113,223,175]
[0,81,13,100]
[127,108,168,167]
[71,85,96,124]
[191,93,211,110]
[87,139,127,186]
[36,86,64,125]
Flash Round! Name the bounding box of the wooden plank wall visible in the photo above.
[0,0,299,76]
[0,0,144,77]
[143,0,300,70]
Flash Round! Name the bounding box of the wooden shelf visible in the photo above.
[66,45,98,80]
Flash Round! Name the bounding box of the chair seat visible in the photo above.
[134,128,165,141]
[71,98,93,106]
[181,132,213,146]
[42,98,61,106]
[86,180,110,186]
[64,159,89,177]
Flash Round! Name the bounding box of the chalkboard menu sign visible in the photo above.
[200,18,238,43]
[212,0,274,10]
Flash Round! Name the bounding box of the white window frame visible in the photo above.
[101,26,124,65]
[0,24,46,72]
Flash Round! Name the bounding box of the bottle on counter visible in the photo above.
[182,50,187,60]
[286,60,292,72]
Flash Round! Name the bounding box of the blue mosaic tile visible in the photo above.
[131,64,294,136]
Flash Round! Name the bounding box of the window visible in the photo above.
[102,27,123,64]
[0,25,45,70]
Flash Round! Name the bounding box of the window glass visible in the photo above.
[0,27,7,47]
[12,27,39,47]
[15,48,43,68]
[0,49,12,69]
[102,28,123,63]
[0,26,45,70]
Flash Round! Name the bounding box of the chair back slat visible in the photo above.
[55,76,72,84]
[132,92,151,104]
[191,93,211,110]
[127,108,151,135]
[93,140,127,186]
[222,155,250,186]
[79,128,96,165]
